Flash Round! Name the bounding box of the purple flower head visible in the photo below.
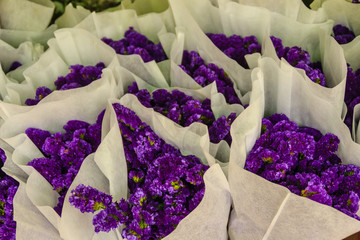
[297,126,323,142]
[70,104,209,238]
[102,27,167,63]
[113,104,144,132]
[25,86,52,106]
[0,152,19,240]
[93,202,122,233]
[270,36,327,86]
[270,36,285,58]
[301,183,333,206]
[208,113,236,145]
[266,113,289,124]
[261,118,273,134]
[8,61,22,72]
[69,184,113,213]
[245,113,360,220]
[25,128,52,150]
[245,148,280,174]
[26,110,104,215]
[26,63,105,106]
[181,50,205,73]
[285,46,311,66]
[180,50,242,105]
[131,84,236,144]
[333,191,360,214]
[314,133,340,161]
[0,149,6,165]
[333,24,356,44]
[207,33,261,68]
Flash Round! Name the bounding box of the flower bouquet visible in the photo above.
[228,55,360,239]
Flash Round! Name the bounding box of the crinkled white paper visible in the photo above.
[120,0,169,15]
[231,0,328,24]
[0,0,54,31]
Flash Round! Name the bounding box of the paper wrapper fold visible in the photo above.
[0,0,54,31]
[231,0,328,24]
[55,4,91,29]
[228,56,360,239]
[120,0,169,15]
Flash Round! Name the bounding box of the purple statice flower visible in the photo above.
[69,184,113,213]
[102,27,167,63]
[26,111,104,215]
[207,33,261,69]
[129,82,236,145]
[333,24,356,44]
[0,148,19,240]
[344,66,360,131]
[8,61,22,72]
[24,86,53,106]
[353,0,360,3]
[245,113,360,221]
[70,104,209,239]
[270,36,326,86]
[25,62,105,106]
[179,50,242,105]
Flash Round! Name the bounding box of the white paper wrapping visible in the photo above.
[55,3,91,29]
[309,0,360,71]
[59,97,231,240]
[229,0,328,24]
[228,56,360,239]
[120,0,169,15]
[0,24,56,48]
[310,0,360,36]
[0,0,54,31]
[0,39,43,73]
[0,0,56,49]
[0,39,44,93]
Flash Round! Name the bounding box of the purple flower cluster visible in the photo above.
[207,33,261,69]
[206,33,325,86]
[352,0,360,3]
[0,148,18,240]
[179,50,242,105]
[25,111,104,215]
[344,66,360,131]
[70,104,209,239]
[245,113,360,220]
[7,61,22,72]
[102,27,167,63]
[270,36,326,86]
[25,62,105,106]
[128,82,236,145]
[332,24,356,44]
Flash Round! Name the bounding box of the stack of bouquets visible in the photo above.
[1,0,360,239]
[308,0,360,140]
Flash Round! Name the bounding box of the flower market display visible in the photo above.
[3,0,360,239]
